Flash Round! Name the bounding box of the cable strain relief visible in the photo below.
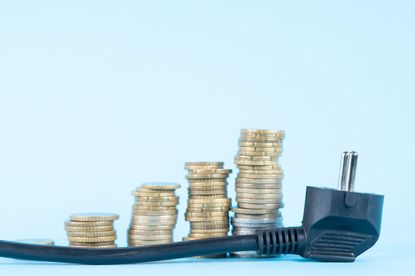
[256,227,306,257]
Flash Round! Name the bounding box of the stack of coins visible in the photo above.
[184,162,232,258]
[65,213,118,248]
[128,183,180,246]
[231,129,285,257]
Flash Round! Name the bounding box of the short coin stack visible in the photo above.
[65,213,118,248]
[184,162,231,257]
[128,183,180,246]
[231,129,285,257]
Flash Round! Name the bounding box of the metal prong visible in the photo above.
[338,152,349,191]
[344,151,358,192]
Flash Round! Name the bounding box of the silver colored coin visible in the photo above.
[237,202,284,209]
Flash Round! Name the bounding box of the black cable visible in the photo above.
[0,235,258,264]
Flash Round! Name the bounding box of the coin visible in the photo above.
[67,236,117,243]
[236,178,282,184]
[69,213,119,222]
[65,225,114,232]
[67,230,116,237]
[65,220,113,227]
[15,239,55,246]
[238,165,281,170]
[239,147,282,153]
[237,202,283,209]
[240,129,285,135]
[185,162,224,169]
[235,187,282,194]
[71,244,117,248]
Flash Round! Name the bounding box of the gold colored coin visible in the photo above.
[186,173,230,180]
[187,168,231,174]
[132,190,176,197]
[133,206,177,211]
[235,159,278,166]
[140,182,181,190]
[65,220,113,227]
[67,231,116,237]
[238,150,281,157]
[185,162,224,169]
[65,225,114,232]
[238,147,282,153]
[238,164,280,169]
[187,207,230,212]
[70,241,115,246]
[135,195,179,202]
[185,211,228,217]
[69,213,119,222]
[189,198,231,204]
[236,155,277,161]
[188,233,228,239]
[71,244,117,248]
[134,201,178,207]
[240,129,285,135]
[68,236,117,243]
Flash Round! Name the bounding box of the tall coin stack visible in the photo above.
[128,183,180,246]
[184,162,231,258]
[231,129,285,257]
[65,213,118,248]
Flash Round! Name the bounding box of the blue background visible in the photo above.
[0,0,414,275]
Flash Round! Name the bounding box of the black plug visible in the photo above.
[256,151,384,262]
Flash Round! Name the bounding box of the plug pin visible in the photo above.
[344,151,358,192]
[338,152,349,191]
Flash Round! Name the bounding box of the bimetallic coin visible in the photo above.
[129,224,175,231]
[236,197,282,204]
[237,173,282,179]
[69,213,119,222]
[128,234,173,241]
[235,193,282,200]
[232,208,281,215]
[236,187,282,194]
[132,190,176,197]
[237,202,284,209]
[131,209,177,216]
[236,177,282,184]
